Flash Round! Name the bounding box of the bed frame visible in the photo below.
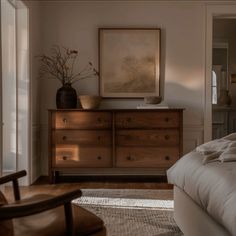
[174,186,230,236]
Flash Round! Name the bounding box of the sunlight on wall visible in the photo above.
[167,67,203,91]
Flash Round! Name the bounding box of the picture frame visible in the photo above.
[99,28,161,98]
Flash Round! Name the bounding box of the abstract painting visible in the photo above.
[99,28,161,98]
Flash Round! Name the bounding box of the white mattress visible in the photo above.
[167,151,236,236]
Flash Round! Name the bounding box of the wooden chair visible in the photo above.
[0,170,106,236]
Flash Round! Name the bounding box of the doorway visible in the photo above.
[212,18,236,139]
[205,5,236,142]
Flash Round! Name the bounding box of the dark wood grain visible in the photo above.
[115,111,180,128]
[53,130,112,146]
[0,189,81,220]
[0,170,26,201]
[116,129,179,146]
[48,109,183,183]
[53,146,112,168]
[116,147,179,168]
[53,111,112,129]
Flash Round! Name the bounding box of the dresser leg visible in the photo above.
[49,171,59,184]
[49,171,54,184]
[55,171,59,183]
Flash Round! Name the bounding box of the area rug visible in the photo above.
[73,189,183,236]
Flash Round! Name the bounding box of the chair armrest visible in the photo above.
[0,170,27,201]
[0,189,82,220]
[0,170,27,185]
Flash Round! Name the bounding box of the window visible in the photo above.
[212,71,217,104]
[1,0,30,184]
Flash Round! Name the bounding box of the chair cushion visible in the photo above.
[0,191,14,236]
[13,194,104,236]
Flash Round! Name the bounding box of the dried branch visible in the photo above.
[38,45,97,86]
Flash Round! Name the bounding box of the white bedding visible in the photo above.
[167,150,236,235]
[195,134,236,164]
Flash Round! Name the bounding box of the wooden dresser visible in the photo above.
[48,109,183,183]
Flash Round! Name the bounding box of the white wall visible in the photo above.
[23,0,42,181]
[30,1,207,175]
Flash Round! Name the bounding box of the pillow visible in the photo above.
[219,147,236,162]
[202,151,222,164]
[196,138,231,155]
[223,133,236,141]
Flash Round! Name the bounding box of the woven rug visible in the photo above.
[73,189,183,236]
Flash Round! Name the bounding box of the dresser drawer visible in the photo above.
[48,109,183,183]
[53,111,111,129]
[116,147,179,168]
[52,130,111,146]
[115,112,179,128]
[53,145,112,167]
[116,129,179,146]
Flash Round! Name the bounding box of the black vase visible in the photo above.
[56,83,77,109]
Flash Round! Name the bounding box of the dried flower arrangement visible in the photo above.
[38,45,98,85]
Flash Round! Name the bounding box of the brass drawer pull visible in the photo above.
[62,136,67,141]
[62,156,67,161]
[165,156,170,161]
[126,156,135,161]
[63,118,67,123]
[97,156,102,160]
[124,135,131,140]
[165,117,170,122]
[165,135,170,140]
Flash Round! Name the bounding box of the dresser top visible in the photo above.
[48,108,185,112]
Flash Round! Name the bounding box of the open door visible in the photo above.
[205,5,236,142]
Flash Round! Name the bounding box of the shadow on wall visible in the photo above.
[165,81,204,154]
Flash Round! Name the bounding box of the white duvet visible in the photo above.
[167,148,236,235]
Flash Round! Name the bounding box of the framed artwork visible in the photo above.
[99,28,161,98]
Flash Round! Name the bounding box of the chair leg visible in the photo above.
[64,202,74,236]
[13,179,20,200]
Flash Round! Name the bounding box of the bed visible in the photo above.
[167,134,236,236]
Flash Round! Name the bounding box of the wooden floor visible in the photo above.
[4,175,172,202]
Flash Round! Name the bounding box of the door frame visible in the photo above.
[205,4,236,142]
[0,1,2,178]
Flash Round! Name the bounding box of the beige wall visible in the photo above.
[40,1,205,125]
[29,1,207,175]
[24,1,42,181]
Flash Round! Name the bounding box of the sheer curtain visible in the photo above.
[1,0,17,174]
[1,0,30,185]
